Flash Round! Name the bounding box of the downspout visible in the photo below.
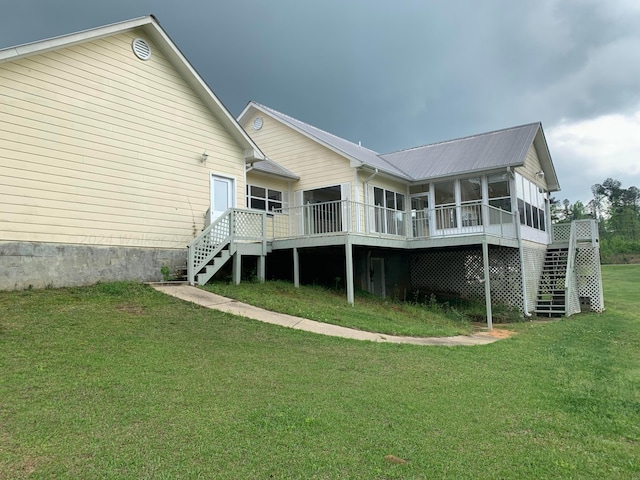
[363,168,379,204]
[510,166,532,317]
[244,163,254,211]
[354,168,360,233]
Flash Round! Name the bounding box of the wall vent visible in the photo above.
[132,38,151,60]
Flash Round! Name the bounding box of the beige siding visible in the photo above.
[369,176,409,198]
[0,30,246,248]
[246,172,291,194]
[242,114,354,197]
[515,144,548,190]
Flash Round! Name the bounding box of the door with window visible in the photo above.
[210,174,234,224]
[410,194,430,237]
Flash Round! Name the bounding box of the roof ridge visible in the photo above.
[381,122,541,156]
[373,153,415,178]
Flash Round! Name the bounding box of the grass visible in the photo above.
[1,267,639,478]
[203,280,476,337]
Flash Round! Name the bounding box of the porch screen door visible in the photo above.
[210,175,234,224]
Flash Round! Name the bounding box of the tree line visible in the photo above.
[552,178,640,263]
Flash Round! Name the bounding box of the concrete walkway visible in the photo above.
[151,283,501,346]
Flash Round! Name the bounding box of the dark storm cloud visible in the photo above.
[2,0,639,201]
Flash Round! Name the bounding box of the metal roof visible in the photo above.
[240,103,560,190]
[250,157,300,180]
[380,123,541,180]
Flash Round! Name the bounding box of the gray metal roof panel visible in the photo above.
[251,157,300,180]
[380,123,541,180]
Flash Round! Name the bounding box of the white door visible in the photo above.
[210,175,234,224]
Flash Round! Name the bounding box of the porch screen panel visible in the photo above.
[460,177,482,226]
[488,174,511,208]
[434,180,456,229]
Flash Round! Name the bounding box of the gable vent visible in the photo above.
[132,38,151,60]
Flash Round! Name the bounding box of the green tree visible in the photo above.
[593,178,640,240]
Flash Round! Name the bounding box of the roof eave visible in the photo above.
[408,164,524,185]
[140,23,264,161]
[249,168,300,181]
[0,16,153,62]
[533,127,561,192]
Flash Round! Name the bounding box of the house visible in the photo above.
[0,16,295,289]
[228,102,604,318]
[0,17,603,319]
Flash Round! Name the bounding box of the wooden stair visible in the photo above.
[535,246,568,317]
[195,245,233,285]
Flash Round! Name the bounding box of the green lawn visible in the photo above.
[203,280,477,337]
[1,267,639,479]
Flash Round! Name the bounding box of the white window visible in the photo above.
[246,185,285,212]
[373,187,406,235]
[515,173,546,231]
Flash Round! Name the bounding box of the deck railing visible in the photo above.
[564,221,581,316]
[551,219,599,245]
[187,209,266,284]
[270,200,516,240]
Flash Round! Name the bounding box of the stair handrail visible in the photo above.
[187,209,234,285]
[564,221,579,316]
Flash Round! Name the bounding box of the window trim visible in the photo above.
[246,184,285,213]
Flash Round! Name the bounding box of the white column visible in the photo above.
[233,253,241,285]
[482,241,493,331]
[293,248,300,288]
[257,256,265,283]
[346,239,354,305]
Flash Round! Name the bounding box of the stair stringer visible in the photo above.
[195,242,237,285]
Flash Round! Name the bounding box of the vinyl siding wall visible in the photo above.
[242,113,354,200]
[245,172,291,199]
[368,176,409,201]
[515,144,548,190]
[0,29,245,249]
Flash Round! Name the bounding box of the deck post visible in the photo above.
[346,238,354,305]
[482,240,493,331]
[257,255,265,283]
[233,252,241,285]
[293,248,300,288]
[187,245,194,285]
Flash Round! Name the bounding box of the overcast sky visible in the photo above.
[1,0,639,205]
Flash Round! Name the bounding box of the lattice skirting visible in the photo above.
[576,244,605,312]
[410,246,524,310]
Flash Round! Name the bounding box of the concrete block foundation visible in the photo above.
[0,241,186,290]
